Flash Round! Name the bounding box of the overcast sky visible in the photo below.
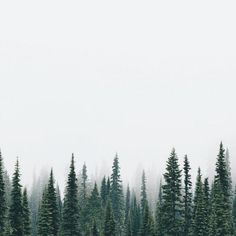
[0,1,236,190]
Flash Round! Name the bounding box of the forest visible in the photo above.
[0,142,235,236]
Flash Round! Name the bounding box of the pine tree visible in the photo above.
[110,153,124,234]
[161,148,183,235]
[155,180,164,236]
[183,155,192,236]
[130,194,141,236]
[233,186,236,230]
[47,169,59,235]
[56,184,63,235]
[0,150,6,235]
[38,187,51,236]
[104,201,116,236]
[203,178,210,235]
[22,188,31,236]
[193,168,206,236]
[209,142,234,235]
[140,171,147,216]
[62,154,80,235]
[9,158,23,236]
[139,203,155,236]
[124,185,131,228]
[101,176,107,207]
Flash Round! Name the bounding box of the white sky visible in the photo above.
[1,1,236,191]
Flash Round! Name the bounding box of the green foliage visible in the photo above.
[22,188,31,235]
[104,201,116,236]
[62,154,80,235]
[0,151,6,235]
[9,159,23,236]
[161,148,183,235]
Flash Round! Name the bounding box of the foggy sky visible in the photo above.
[1,1,236,191]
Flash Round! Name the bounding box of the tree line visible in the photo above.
[0,142,236,235]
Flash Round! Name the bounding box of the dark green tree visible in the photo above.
[130,194,141,236]
[0,150,6,235]
[110,153,124,234]
[140,171,147,216]
[92,220,99,236]
[183,155,192,236]
[22,188,31,236]
[56,184,63,235]
[155,180,164,236]
[9,158,23,236]
[104,201,116,236]
[161,148,183,235]
[47,169,59,235]
[203,178,210,235]
[62,154,80,235]
[101,176,107,207]
[193,168,206,236]
[124,185,131,228]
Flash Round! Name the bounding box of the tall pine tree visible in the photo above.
[62,154,80,236]
[0,150,6,235]
[9,158,23,236]
[161,148,183,235]
[22,188,31,236]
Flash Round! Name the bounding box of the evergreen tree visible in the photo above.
[139,203,155,236]
[155,180,164,236]
[38,187,51,236]
[124,185,131,228]
[183,155,192,236]
[161,148,183,235]
[101,176,107,207]
[203,178,210,235]
[62,154,80,235]
[130,194,141,236]
[9,158,23,236]
[22,188,31,236]
[209,142,234,235]
[110,153,124,234]
[193,168,206,236]
[140,171,147,216]
[92,220,99,236]
[233,186,236,230]
[56,184,63,235]
[106,177,111,198]
[47,169,59,235]
[104,201,116,236]
[0,150,6,235]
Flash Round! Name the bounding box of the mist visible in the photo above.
[1,0,236,194]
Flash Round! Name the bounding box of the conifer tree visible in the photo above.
[92,220,99,236]
[233,186,236,230]
[104,201,116,236]
[130,194,141,236]
[140,171,147,216]
[193,168,206,236]
[9,158,23,236]
[106,177,111,198]
[101,176,107,207]
[203,178,210,235]
[62,154,80,236]
[56,184,63,235]
[22,188,31,236]
[161,148,183,235]
[124,185,131,228]
[209,143,234,235]
[47,169,59,235]
[110,153,124,234]
[0,150,6,235]
[155,180,164,236]
[183,155,192,236]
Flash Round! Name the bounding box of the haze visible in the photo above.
[0,1,236,191]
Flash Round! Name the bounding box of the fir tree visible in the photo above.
[130,194,141,236]
[183,155,192,236]
[140,171,147,216]
[92,220,99,236]
[22,188,31,236]
[110,153,124,234]
[104,201,116,236]
[47,169,59,235]
[101,176,107,207]
[124,185,131,227]
[0,150,6,235]
[9,158,23,236]
[62,154,80,236]
[161,148,183,236]
[193,168,206,236]
[203,178,210,235]
[155,180,164,236]
[56,184,63,235]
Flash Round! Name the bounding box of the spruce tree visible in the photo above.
[62,154,80,236]
[161,148,183,235]
[47,169,59,235]
[209,142,234,235]
[9,158,23,236]
[22,188,31,236]
[183,155,192,236]
[104,201,116,236]
[110,153,124,234]
[155,180,164,236]
[101,176,107,207]
[124,185,131,228]
[140,171,147,216]
[92,220,99,236]
[203,178,210,235]
[0,150,6,235]
[193,168,206,236]
[130,194,141,236]
[56,184,63,235]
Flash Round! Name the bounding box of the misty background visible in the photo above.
[0,1,236,196]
